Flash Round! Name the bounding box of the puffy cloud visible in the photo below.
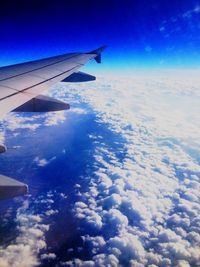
[41,253,56,261]
[92,254,119,267]
[69,108,87,114]
[108,233,145,262]
[44,111,66,126]
[63,254,119,267]
[103,209,128,232]
[3,104,67,134]
[4,113,41,131]
[33,157,48,167]
[1,71,200,266]
[0,190,67,267]
[33,156,56,167]
[74,202,103,230]
[0,206,49,267]
[102,193,122,209]
[45,209,58,216]
[61,71,200,266]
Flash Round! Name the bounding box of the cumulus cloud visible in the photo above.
[44,111,66,126]
[33,157,48,167]
[3,103,67,134]
[41,252,56,261]
[1,71,200,266]
[58,71,200,266]
[0,202,49,267]
[4,113,41,131]
[69,108,87,114]
[33,156,56,167]
[0,189,66,267]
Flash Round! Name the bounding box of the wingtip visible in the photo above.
[87,45,107,55]
[88,45,107,63]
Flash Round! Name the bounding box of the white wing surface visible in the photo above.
[0,46,105,199]
[0,46,105,118]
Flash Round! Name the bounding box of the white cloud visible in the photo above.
[0,190,68,267]
[45,209,58,216]
[4,113,41,131]
[0,201,49,267]
[69,108,87,114]
[33,157,48,167]
[2,104,67,134]
[41,253,56,261]
[74,202,103,230]
[33,156,56,167]
[44,111,66,126]
[1,71,200,266]
[57,71,200,266]
[108,233,145,261]
[104,209,128,231]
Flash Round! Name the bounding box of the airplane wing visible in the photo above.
[0,46,106,200]
[0,46,105,118]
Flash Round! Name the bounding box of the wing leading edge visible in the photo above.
[0,46,106,199]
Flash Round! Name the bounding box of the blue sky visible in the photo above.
[1,0,200,68]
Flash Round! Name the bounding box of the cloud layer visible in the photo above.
[0,70,200,266]
[56,71,200,266]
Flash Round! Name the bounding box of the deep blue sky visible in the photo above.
[1,0,200,68]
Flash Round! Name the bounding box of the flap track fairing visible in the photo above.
[62,71,96,83]
[12,95,70,112]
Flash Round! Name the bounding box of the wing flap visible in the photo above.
[62,71,96,83]
[0,174,28,200]
[0,65,80,117]
[13,95,70,112]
